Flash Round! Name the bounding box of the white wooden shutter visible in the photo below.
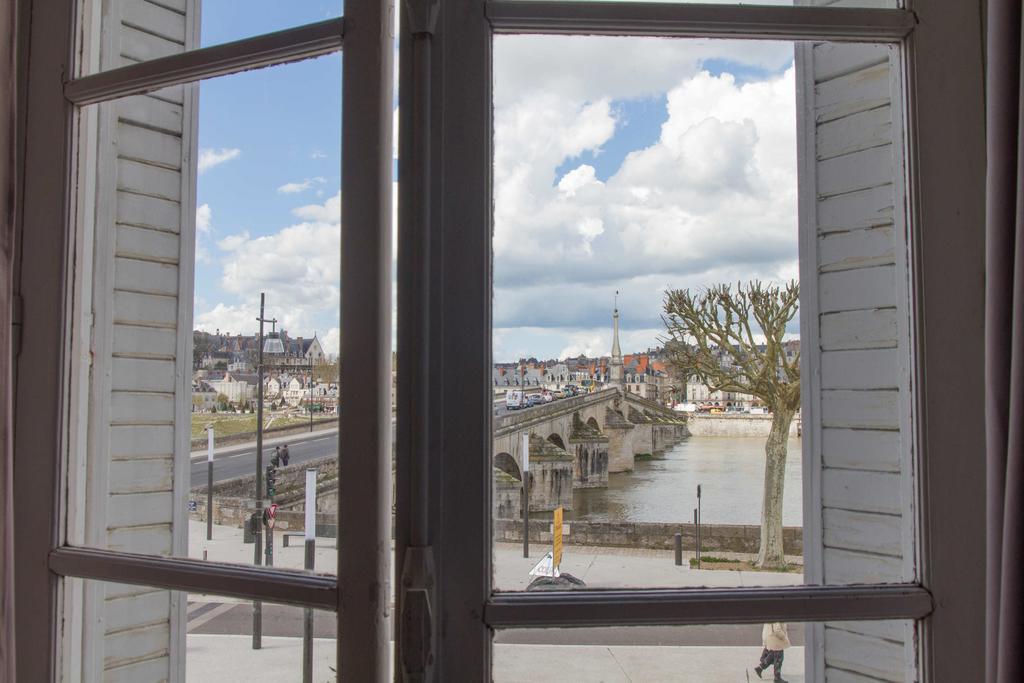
[70,1,199,680]
[796,36,918,682]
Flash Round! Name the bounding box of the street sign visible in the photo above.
[528,551,560,578]
[552,506,563,570]
[266,503,279,529]
[187,500,197,512]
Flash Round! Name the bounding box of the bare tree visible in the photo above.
[662,281,800,569]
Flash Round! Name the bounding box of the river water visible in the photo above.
[571,436,803,526]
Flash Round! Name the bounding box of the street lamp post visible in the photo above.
[309,357,314,432]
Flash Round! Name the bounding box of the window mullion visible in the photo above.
[48,546,339,610]
[338,1,394,681]
[64,17,345,106]
[486,1,915,42]
[485,584,934,629]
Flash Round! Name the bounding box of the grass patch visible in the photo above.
[689,556,800,573]
[633,453,656,461]
[191,413,316,439]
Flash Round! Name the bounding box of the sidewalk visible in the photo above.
[187,521,805,681]
[184,634,805,682]
[189,520,804,590]
[493,643,804,682]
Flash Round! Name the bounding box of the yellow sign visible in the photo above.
[552,506,563,570]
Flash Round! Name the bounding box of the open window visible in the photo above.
[395,0,985,680]
[13,0,986,680]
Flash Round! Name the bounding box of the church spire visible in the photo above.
[611,290,622,360]
[610,291,624,386]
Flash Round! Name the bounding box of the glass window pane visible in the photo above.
[494,621,916,682]
[491,36,914,589]
[76,0,343,77]
[64,580,336,681]
[66,56,342,573]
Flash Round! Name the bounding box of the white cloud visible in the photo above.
[491,36,798,360]
[216,231,250,252]
[278,180,314,194]
[277,177,328,194]
[196,204,212,233]
[321,327,340,359]
[293,191,341,223]
[195,204,213,263]
[194,303,259,337]
[198,147,241,173]
[196,192,342,339]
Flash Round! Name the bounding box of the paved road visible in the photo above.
[190,396,575,489]
[190,429,338,489]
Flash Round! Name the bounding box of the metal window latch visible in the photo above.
[400,545,436,682]
[404,0,440,36]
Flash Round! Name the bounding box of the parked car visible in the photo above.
[505,390,525,410]
[526,394,543,407]
[541,391,554,403]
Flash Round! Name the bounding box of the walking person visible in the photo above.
[752,622,790,681]
[271,445,281,468]
[281,444,290,467]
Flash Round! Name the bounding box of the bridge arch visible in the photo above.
[587,416,600,431]
[494,452,521,481]
[547,433,566,450]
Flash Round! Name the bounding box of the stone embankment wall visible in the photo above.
[192,455,338,510]
[493,518,802,555]
[686,413,801,438]
[189,499,800,556]
[189,496,337,536]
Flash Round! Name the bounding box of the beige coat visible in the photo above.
[762,623,791,651]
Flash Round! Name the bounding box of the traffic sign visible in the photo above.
[266,503,279,529]
[528,551,559,578]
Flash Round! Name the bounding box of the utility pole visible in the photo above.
[252,292,276,650]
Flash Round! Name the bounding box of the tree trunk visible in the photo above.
[756,406,797,569]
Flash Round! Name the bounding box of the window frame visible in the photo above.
[12,0,988,680]
[394,0,986,680]
[14,1,394,680]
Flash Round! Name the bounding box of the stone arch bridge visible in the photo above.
[493,388,689,518]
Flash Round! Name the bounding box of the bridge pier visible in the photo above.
[603,406,637,472]
[569,413,609,488]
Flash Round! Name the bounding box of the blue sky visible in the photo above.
[193,2,343,351]
[192,14,799,363]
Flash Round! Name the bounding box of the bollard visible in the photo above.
[693,508,700,569]
[674,532,682,566]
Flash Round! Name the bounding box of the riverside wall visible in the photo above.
[492,518,802,555]
[685,413,800,438]
[190,494,801,556]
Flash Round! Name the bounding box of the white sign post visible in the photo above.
[302,468,317,682]
[205,427,214,542]
[522,432,530,558]
[304,469,316,542]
